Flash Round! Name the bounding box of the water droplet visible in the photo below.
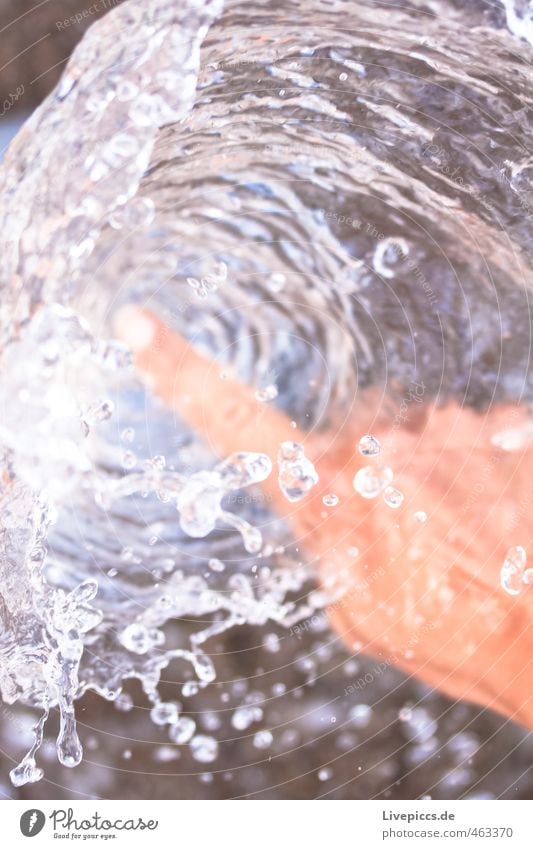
[500,545,527,596]
[150,702,179,726]
[119,623,152,654]
[231,706,263,730]
[253,730,273,749]
[169,717,196,744]
[353,465,393,499]
[414,510,427,523]
[217,451,272,488]
[208,558,225,572]
[177,471,224,538]
[318,767,332,780]
[277,441,319,502]
[122,451,137,469]
[263,633,280,653]
[121,427,134,443]
[9,758,44,787]
[339,72,348,81]
[267,272,287,292]
[190,734,219,763]
[349,704,372,728]
[115,693,134,712]
[358,434,382,456]
[255,384,278,402]
[383,486,404,508]
[322,493,339,507]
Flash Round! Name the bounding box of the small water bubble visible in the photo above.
[353,465,393,499]
[383,486,404,509]
[190,734,219,763]
[255,384,278,403]
[339,72,348,81]
[500,545,527,595]
[358,434,382,457]
[208,558,225,572]
[322,493,339,507]
[414,510,427,523]
[523,568,533,586]
[318,767,332,781]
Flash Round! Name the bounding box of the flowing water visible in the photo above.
[0,0,532,798]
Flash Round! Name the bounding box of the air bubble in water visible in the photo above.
[322,493,339,507]
[358,434,382,456]
[190,734,219,763]
[277,441,319,502]
[383,486,404,508]
[353,465,393,499]
[208,558,225,572]
[500,545,527,596]
[414,511,427,523]
[318,767,332,781]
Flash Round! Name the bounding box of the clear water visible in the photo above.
[0,0,532,797]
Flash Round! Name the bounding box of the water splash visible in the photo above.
[0,0,532,792]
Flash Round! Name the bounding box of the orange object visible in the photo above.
[115,306,533,727]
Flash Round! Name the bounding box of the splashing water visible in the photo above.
[0,0,532,793]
